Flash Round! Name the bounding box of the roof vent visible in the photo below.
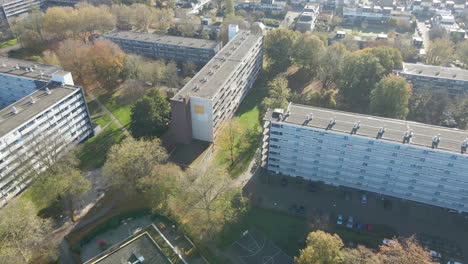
[432,134,440,149]
[29,96,35,104]
[461,139,468,154]
[350,121,360,135]
[11,106,17,115]
[272,108,284,119]
[326,118,336,130]
[45,87,51,95]
[402,130,413,144]
[303,113,313,126]
[0,63,5,68]
[376,127,385,139]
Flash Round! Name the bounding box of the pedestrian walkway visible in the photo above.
[87,93,130,137]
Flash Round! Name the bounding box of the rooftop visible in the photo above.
[0,57,62,80]
[102,31,220,50]
[173,30,262,100]
[85,232,171,264]
[265,103,468,154]
[400,63,468,82]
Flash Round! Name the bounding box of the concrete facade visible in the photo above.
[262,103,468,212]
[0,57,93,206]
[170,30,263,144]
[397,63,468,97]
[103,31,222,65]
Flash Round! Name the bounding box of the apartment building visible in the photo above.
[102,31,222,65]
[296,4,319,33]
[262,103,468,212]
[397,63,468,97]
[170,30,263,143]
[0,57,93,206]
[343,6,412,24]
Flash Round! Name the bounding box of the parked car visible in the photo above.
[429,250,442,259]
[336,214,344,225]
[382,239,396,246]
[355,221,363,229]
[361,193,367,204]
[346,216,354,228]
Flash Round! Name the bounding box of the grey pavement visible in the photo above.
[416,21,430,54]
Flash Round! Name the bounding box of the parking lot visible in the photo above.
[244,173,468,261]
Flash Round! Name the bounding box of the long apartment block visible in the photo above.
[0,57,93,206]
[170,30,263,143]
[102,31,223,65]
[397,63,468,98]
[262,103,468,212]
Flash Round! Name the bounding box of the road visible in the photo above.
[416,21,430,54]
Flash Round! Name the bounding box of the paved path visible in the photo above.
[416,21,430,54]
[87,93,130,137]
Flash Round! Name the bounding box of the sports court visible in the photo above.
[228,229,294,264]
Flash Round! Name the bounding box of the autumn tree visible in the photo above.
[377,236,435,264]
[10,8,44,49]
[224,0,235,17]
[342,245,382,264]
[121,54,145,80]
[0,199,56,264]
[264,28,300,73]
[216,119,245,167]
[317,43,347,90]
[455,39,468,68]
[42,6,74,40]
[338,52,385,113]
[117,79,149,105]
[89,40,125,90]
[425,38,454,66]
[393,35,417,61]
[168,164,247,241]
[103,137,168,194]
[370,75,412,119]
[295,230,344,264]
[52,39,94,86]
[261,75,291,113]
[129,89,171,139]
[182,61,198,77]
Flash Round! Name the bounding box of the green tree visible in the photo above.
[425,38,454,66]
[393,35,417,61]
[264,28,299,73]
[455,39,468,68]
[103,137,168,194]
[224,0,235,17]
[292,34,325,74]
[370,75,412,119]
[216,119,245,167]
[408,90,448,126]
[0,199,56,264]
[445,98,468,129]
[260,75,291,113]
[130,89,171,139]
[182,61,197,77]
[295,230,344,264]
[363,46,403,74]
[317,43,347,90]
[338,52,385,113]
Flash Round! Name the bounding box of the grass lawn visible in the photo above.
[99,92,133,128]
[92,114,111,127]
[0,38,18,49]
[214,82,268,178]
[77,122,126,170]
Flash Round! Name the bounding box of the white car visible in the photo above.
[382,239,396,246]
[430,250,442,259]
[336,215,344,225]
[361,194,367,204]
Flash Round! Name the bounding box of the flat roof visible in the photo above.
[400,63,468,82]
[173,31,262,100]
[0,82,79,138]
[0,57,62,80]
[103,31,220,50]
[265,103,468,154]
[86,232,171,264]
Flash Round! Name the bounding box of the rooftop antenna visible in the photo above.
[431,134,440,149]
[29,96,35,104]
[376,126,385,139]
[461,139,468,154]
[45,87,51,95]
[350,121,360,135]
[326,117,336,130]
[402,130,413,144]
[304,113,313,126]
[11,106,17,115]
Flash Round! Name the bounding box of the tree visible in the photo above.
[52,39,94,87]
[216,119,245,167]
[168,164,247,241]
[264,28,299,73]
[393,35,417,61]
[425,38,454,66]
[370,75,412,119]
[138,163,182,211]
[89,40,125,90]
[408,90,448,126]
[43,7,74,40]
[71,4,115,41]
[182,61,197,77]
[377,236,435,264]
[224,0,235,17]
[0,199,56,264]
[295,230,344,264]
[130,88,171,139]
[292,34,325,74]
[103,137,168,193]
[428,27,447,40]
[445,98,468,129]
[260,75,291,113]
[117,79,149,105]
[338,52,385,113]
[455,39,468,68]
[363,46,403,74]
[342,245,382,264]
[317,43,347,90]
[121,54,145,80]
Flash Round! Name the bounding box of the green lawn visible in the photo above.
[77,122,126,170]
[92,114,111,127]
[99,93,133,128]
[0,38,18,49]
[214,83,268,178]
